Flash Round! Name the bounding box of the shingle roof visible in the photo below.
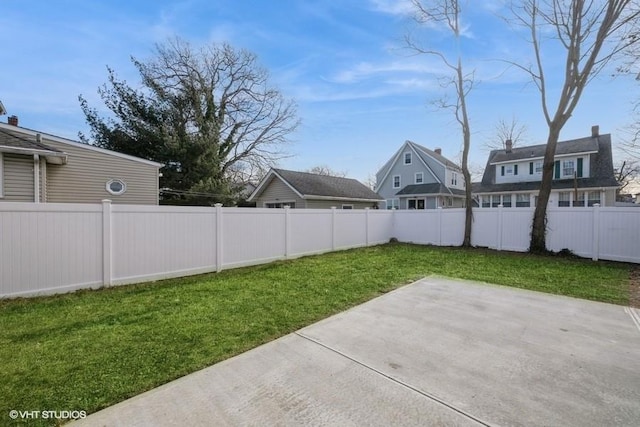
[409,141,461,171]
[0,127,64,154]
[272,169,383,200]
[396,183,466,197]
[476,133,618,193]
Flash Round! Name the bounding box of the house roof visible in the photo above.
[476,133,619,193]
[250,168,383,202]
[0,122,162,167]
[0,127,68,164]
[396,183,466,197]
[409,141,461,171]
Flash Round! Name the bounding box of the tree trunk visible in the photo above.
[529,126,561,253]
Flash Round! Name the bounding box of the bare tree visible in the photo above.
[507,0,640,253]
[406,0,475,247]
[80,38,299,205]
[485,116,529,151]
[305,165,348,177]
[614,159,640,198]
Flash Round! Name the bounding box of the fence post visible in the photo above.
[592,204,600,261]
[215,203,223,272]
[497,204,504,251]
[365,208,370,246]
[284,206,290,258]
[102,199,112,287]
[331,206,337,251]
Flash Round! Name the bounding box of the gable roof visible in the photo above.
[249,168,383,202]
[376,140,461,190]
[476,133,618,193]
[0,122,162,167]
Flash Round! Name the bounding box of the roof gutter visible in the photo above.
[0,145,68,164]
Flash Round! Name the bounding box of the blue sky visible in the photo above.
[1,0,637,182]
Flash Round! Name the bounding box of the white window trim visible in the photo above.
[393,175,401,189]
[415,172,423,184]
[561,159,575,178]
[386,199,399,210]
[404,152,412,165]
[106,178,127,196]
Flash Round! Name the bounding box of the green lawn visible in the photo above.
[0,243,631,426]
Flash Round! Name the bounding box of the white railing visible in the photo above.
[1,202,638,298]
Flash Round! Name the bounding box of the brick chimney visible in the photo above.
[505,139,513,153]
[7,115,18,126]
[591,125,599,137]
[434,147,442,155]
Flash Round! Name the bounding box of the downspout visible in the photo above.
[33,154,40,203]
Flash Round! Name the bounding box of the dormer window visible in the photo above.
[562,160,575,177]
[404,152,412,165]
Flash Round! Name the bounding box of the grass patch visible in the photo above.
[0,243,630,426]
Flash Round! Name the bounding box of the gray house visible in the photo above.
[375,140,466,209]
[473,126,619,208]
[248,168,382,209]
[0,117,162,204]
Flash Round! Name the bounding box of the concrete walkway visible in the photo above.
[72,277,640,426]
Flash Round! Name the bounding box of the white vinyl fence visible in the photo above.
[1,201,638,298]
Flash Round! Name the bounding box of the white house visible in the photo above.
[473,126,619,208]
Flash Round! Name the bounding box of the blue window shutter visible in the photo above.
[514,165,518,175]
[529,162,533,175]
[501,166,505,176]
[577,158,583,177]
[554,161,560,179]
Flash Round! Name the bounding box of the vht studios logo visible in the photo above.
[9,410,87,420]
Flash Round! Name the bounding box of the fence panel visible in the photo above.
[289,210,334,256]
[111,205,217,284]
[393,210,440,244]
[546,208,594,258]
[471,209,500,249]
[500,209,533,252]
[334,210,367,249]
[441,209,465,246]
[222,208,286,268]
[596,208,640,263]
[0,203,103,297]
[368,210,394,244]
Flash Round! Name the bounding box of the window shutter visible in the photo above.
[554,161,560,179]
[501,166,505,176]
[529,162,533,175]
[514,164,518,175]
[577,158,583,178]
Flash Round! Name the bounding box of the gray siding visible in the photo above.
[254,177,304,207]
[1,154,34,202]
[305,199,379,209]
[377,151,438,202]
[43,140,159,205]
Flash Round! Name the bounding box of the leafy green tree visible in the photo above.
[80,38,299,205]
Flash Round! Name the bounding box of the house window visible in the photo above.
[447,197,453,207]
[404,152,412,165]
[415,172,423,184]
[106,179,127,195]
[393,175,401,189]
[386,199,399,210]
[506,165,513,175]
[502,194,512,207]
[407,199,425,209]
[491,195,501,208]
[451,172,458,186]
[535,161,543,174]
[573,191,585,207]
[588,191,601,206]
[562,160,575,177]
[558,192,571,207]
[481,195,491,208]
[342,204,353,209]
[515,194,530,207]
[265,202,295,208]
